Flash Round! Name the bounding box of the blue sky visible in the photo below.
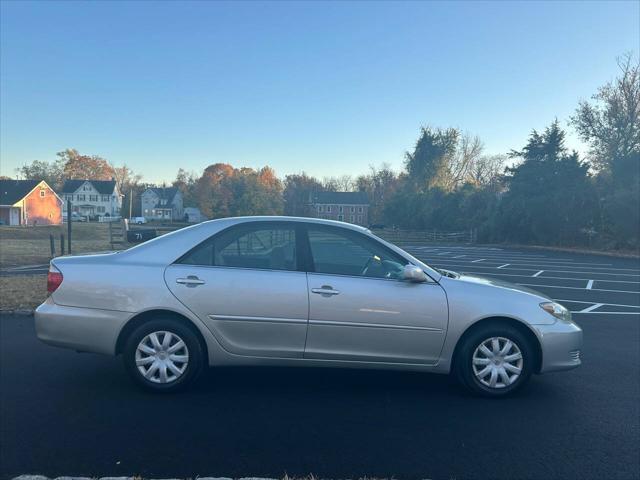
[1,1,638,183]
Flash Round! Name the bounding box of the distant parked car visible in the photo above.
[131,216,147,225]
[35,216,582,396]
[69,212,87,222]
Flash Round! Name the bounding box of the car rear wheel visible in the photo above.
[455,324,534,397]
[123,317,204,392]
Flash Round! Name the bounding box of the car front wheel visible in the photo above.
[123,317,204,392]
[455,324,534,397]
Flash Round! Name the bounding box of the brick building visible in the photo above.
[0,179,63,225]
[311,191,369,226]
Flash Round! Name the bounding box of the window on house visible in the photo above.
[39,190,45,197]
[318,205,324,213]
[179,224,298,271]
[350,206,355,213]
[89,195,98,202]
[327,206,331,213]
[337,214,344,221]
[358,206,363,213]
[339,206,344,213]
[77,194,85,201]
[350,215,355,222]
[357,215,363,223]
[97,206,105,213]
[102,195,110,201]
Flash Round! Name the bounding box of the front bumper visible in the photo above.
[534,319,583,373]
[35,297,129,355]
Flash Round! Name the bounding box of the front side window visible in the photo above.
[307,226,406,279]
[179,224,297,271]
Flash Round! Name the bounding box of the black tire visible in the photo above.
[454,323,535,397]
[123,316,204,392]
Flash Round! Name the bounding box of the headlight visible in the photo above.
[540,302,572,322]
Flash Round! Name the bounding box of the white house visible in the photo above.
[184,207,205,223]
[61,179,122,218]
[141,187,184,221]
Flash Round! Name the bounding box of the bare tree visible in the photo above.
[443,133,484,190]
[322,174,355,191]
[571,52,640,175]
[467,154,507,187]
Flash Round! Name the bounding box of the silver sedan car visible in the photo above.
[35,216,582,396]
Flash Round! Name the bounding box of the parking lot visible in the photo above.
[1,244,639,480]
[403,244,640,317]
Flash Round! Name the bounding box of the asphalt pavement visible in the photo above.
[1,245,639,479]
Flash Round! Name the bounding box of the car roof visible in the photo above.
[207,215,371,232]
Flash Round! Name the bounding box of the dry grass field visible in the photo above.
[0,274,47,310]
[0,222,121,268]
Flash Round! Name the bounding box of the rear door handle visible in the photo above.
[176,276,205,287]
[311,286,340,296]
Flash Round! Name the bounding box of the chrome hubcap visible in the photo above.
[135,331,189,384]
[472,336,523,389]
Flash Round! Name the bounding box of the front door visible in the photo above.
[165,222,309,358]
[303,225,448,364]
[9,207,20,225]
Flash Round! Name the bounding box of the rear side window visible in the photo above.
[178,224,297,271]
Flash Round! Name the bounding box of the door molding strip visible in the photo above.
[309,319,444,332]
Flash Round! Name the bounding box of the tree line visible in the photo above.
[9,54,639,250]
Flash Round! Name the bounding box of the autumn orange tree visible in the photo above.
[195,163,283,218]
[57,149,115,180]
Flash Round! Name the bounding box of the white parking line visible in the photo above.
[586,280,594,290]
[554,298,640,309]
[579,303,604,313]
[453,255,466,258]
[454,270,640,284]
[517,283,639,294]
[533,270,544,277]
[426,262,640,277]
[497,264,510,269]
[471,259,485,263]
[572,311,640,315]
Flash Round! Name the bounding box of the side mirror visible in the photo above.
[403,264,428,283]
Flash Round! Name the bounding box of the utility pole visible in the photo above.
[129,189,133,219]
[67,199,72,254]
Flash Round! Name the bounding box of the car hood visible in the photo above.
[441,270,552,301]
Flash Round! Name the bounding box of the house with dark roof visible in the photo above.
[311,191,369,226]
[141,186,184,221]
[61,179,123,219]
[0,179,62,225]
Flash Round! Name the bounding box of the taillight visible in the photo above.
[47,264,63,294]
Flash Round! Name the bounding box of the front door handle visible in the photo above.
[176,276,205,287]
[311,286,340,296]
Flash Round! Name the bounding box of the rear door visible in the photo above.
[165,222,309,358]
[303,225,448,364]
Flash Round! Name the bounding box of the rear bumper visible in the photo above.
[35,297,129,355]
[534,320,583,373]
